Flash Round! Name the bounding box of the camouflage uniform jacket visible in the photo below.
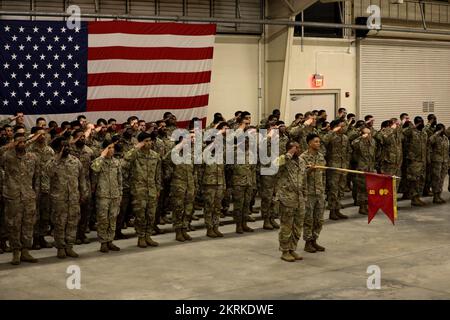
[379,127,402,166]
[274,154,307,208]
[1,149,40,201]
[91,156,123,199]
[351,136,377,172]
[322,131,351,169]
[230,148,256,187]
[125,147,162,196]
[27,143,55,194]
[46,154,85,202]
[70,145,94,199]
[429,133,449,164]
[403,127,427,163]
[299,150,326,196]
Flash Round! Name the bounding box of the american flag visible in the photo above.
[0,20,216,128]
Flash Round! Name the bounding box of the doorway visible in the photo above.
[288,90,339,123]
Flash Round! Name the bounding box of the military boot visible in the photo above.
[438,194,447,203]
[153,225,165,235]
[100,242,109,253]
[114,232,128,240]
[39,236,53,248]
[175,229,185,242]
[329,209,339,221]
[289,250,303,260]
[138,237,148,248]
[304,241,317,253]
[145,235,159,247]
[359,204,368,215]
[57,248,66,259]
[246,215,256,222]
[213,226,224,237]
[236,222,244,234]
[206,227,217,238]
[401,192,411,200]
[108,242,120,251]
[0,246,3,254]
[181,229,192,241]
[280,251,295,262]
[32,236,41,250]
[312,240,325,252]
[11,250,20,265]
[65,247,79,258]
[191,214,199,221]
[188,224,196,231]
[335,210,348,219]
[242,221,254,232]
[433,194,445,204]
[263,218,274,230]
[20,249,38,263]
[270,218,280,229]
[0,240,11,253]
[411,196,426,207]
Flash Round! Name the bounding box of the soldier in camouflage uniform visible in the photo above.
[288,113,317,153]
[125,132,161,248]
[231,134,257,234]
[202,122,228,238]
[165,134,197,241]
[276,141,306,262]
[323,119,352,220]
[423,114,437,197]
[46,137,86,259]
[259,127,280,230]
[429,124,449,204]
[301,133,327,254]
[379,119,403,177]
[113,142,131,240]
[1,133,40,265]
[70,129,94,244]
[403,116,428,207]
[91,141,123,252]
[351,127,377,215]
[27,127,54,250]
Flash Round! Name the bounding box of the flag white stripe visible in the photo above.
[87,83,210,100]
[88,34,215,48]
[88,59,212,74]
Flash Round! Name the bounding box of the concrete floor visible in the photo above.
[1,180,450,300]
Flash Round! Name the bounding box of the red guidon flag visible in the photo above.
[365,173,398,225]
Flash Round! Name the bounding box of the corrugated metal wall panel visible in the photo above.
[358,39,450,127]
[1,0,31,20]
[0,0,263,33]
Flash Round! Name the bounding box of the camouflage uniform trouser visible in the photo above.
[326,171,347,210]
[356,173,369,205]
[0,200,8,241]
[156,179,171,225]
[431,161,449,195]
[116,190,131,235]
[279,203,305,251]
[4,198,36,250]
[424,162,433,194]
[406,160,425,198]
[171,183,195,230]
[303,195,325,241]
[52,200,80,249]
[133,194,157,238]
[232,186,252,224]
[381,162,402,192]
[398,156,408,194]
[203,185,224,229]
[96,197,121,243]
[34,193,51,237]
[260,175,278,219]
[77,194,92,240]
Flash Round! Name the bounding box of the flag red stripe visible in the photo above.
[175,118,207,129]
[88,21,217,35]
[87,95,209,111]
[87,72,211,86]
[88,47,214,61]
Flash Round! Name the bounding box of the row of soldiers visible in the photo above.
[0,108,449,264]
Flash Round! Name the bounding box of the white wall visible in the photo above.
[286,38,357,117]
[208,35,260,124]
